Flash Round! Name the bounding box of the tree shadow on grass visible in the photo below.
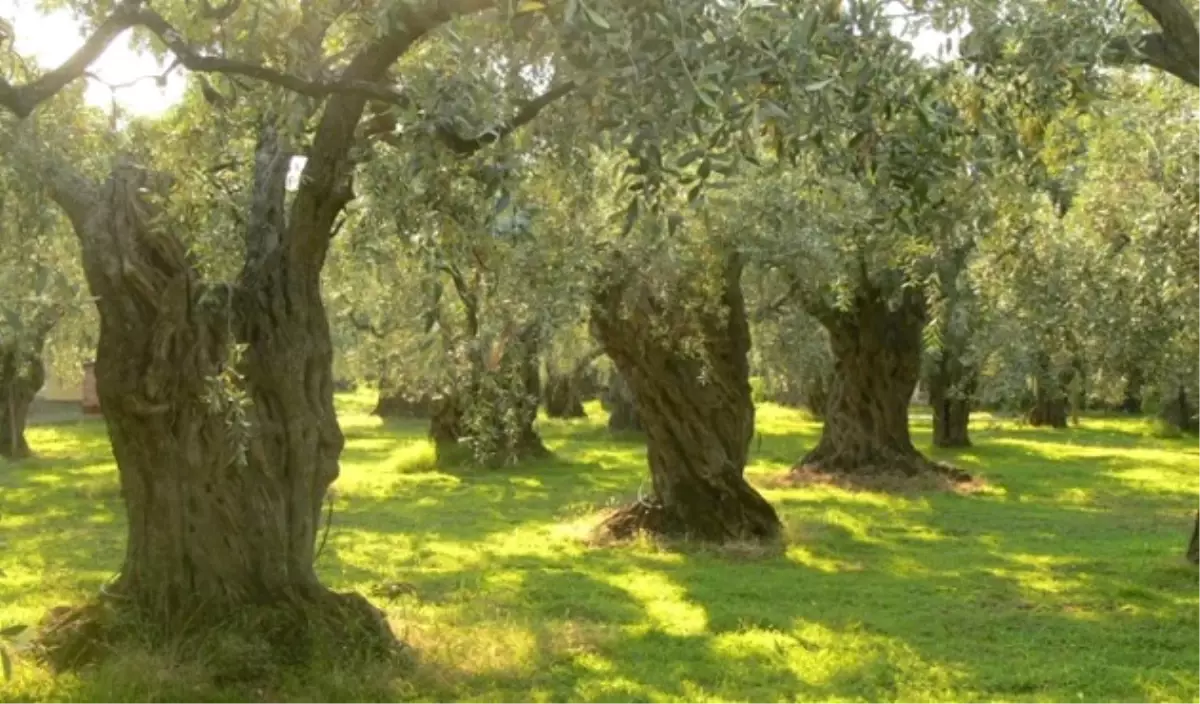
[5,403,1197,702]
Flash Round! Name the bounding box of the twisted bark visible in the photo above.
[591,253,780,542]
[799,287,964,480]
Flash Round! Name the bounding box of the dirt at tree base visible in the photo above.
[592,496,781,546]
[32,589,402,679]
[781,459,984,494]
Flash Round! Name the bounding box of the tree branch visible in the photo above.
[285,0,499,272]
[1,123,100,229]
[438,80,577,155]
[0,0,498,119]
[347,313,387,340]
[1107,0,1200,86]
[0,2,144,117]
[361,80,578,157]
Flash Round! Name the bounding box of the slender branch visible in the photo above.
[440,262,480,338]
[752,277,805,322]
[362,80,578,157]
[348,314,387,339]
[438,80,577,155]
[1,123,99,228]
[0,0,499,119]
[0,2,144,117]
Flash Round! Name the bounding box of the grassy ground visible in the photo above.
[1,391,1197,702]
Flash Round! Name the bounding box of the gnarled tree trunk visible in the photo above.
[802,368,830,419]
[0,344,46,459]
[602,371,643,433]
[31,131,394,653]
[799,288,952,478]
[591,253,780,542]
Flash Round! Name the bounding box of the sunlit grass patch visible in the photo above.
[1,399,1196,702]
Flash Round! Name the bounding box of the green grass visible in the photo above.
[1,391,1197,702]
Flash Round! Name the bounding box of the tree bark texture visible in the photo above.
[928,354,976,449]
[0,343,46,459]
[1028,355,1070,428]
[24,120,394,651]
[602,371,643,432]
[4,0,567,657]
[800,287,954,478]
[590,253,781,542]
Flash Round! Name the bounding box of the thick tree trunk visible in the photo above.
[1028,364,1070,428]
[602,371,643,432]
[802,369,830,419]
[591,253,780,542]
[35,151,394,657]
[799,288,958,478]
[0,346,45,459]
[430,393,467,450]
[928,355,976,449]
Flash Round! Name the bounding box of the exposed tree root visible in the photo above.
[594,499,671,542]
[33,589,401,678]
